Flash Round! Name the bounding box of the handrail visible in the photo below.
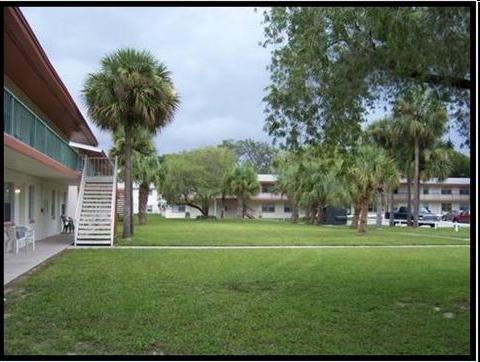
[109,156,118,247]
[84,157,115,177]
[74,155,88,246]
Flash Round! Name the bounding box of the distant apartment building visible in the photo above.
[157,175,471,220]
[391,178,471,215]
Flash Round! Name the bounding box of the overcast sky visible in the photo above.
[20,6,468,156]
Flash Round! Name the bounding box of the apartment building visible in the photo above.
[160,175,471,220]
[4,7,106,241]
[391,178,471,215]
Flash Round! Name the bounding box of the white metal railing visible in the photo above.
[84,157,115,177]
[74,155,88,246]
[109,156,118,246]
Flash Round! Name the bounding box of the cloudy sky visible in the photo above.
[21,6,273,155]
[20,6,468,156]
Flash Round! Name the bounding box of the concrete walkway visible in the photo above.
[4,232,73,285]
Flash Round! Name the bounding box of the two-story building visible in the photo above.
[4,7,107,241]
[161,174,294,220]
[392,178,471,215]
[160,175,471,221]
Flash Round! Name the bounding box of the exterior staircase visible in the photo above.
[75,157,117,246]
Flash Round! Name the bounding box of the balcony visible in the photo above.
[392,192,470,203]
[4,88,81,171]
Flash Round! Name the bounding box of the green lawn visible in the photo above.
[4,218,472,356]
[116,216,470,246]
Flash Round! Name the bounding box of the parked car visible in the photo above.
[441,210,460,221]
[385,206,439,227]
[442,210,470,223]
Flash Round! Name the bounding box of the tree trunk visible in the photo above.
[406,174,412,227]
[350,204,360,229]
[389,189,395,226]
[292,204,299,224]
[358,197,369,234]
[375,189,382,228]
[237,198,242,219]
[316,204,324,225]
[123,125,133,239]
[412,138,420,228]
[310,205,316,224]
[138,181,149,225]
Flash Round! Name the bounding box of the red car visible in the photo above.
[444,210,470,223]
[457,210,470,224]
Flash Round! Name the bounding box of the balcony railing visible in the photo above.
[4,88,81,171]
[392,192,470,203]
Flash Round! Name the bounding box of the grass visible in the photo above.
[116,216,471,246]
[4,217,472,356]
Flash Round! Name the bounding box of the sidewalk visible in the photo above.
[4,232,73,285]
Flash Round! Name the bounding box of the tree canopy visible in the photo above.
[157,147,236,217]
[219,138,278,173]
[260,6,471,149]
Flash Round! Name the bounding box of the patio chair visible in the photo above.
[14,225,35,253]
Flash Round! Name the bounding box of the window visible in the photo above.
[4,182,14,223]
[441,203,452,212]
[284,203,292,213]
[61,191,66,216]
[262,203,275,213]
[173,204,185,212]
[422,188,429,195]
[441,188,452,195]
[262,184,274,193]
[147,205,153,213]
[459,204,470,211]
[51,190,56,219]
[28,185,35,221]
[459,187,470,195]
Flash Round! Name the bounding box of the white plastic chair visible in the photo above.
[14,225,35,253]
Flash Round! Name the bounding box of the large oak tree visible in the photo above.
[260,7,471,150]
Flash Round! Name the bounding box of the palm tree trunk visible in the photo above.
[413,138,420,228]
[406,174,412,227]
[138,181,149,225]
[316,204,324,225]
[358,197,368,233]
[123,124,133,239]
[237,198,242,219]
[350,203,360,229]
[375,189,382,228]
[389,189,395,226]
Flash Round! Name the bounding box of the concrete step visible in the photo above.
[78,233,111,238]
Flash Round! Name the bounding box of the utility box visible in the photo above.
[323,206,348,225]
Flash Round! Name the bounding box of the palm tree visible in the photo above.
[223,164,261,219]
[83,48,179,239]
[109,127,160,225]
[348,144,400,233]
[367,117,414,227]
[393,86,448,227]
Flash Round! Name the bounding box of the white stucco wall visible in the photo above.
[4,168,76,240]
